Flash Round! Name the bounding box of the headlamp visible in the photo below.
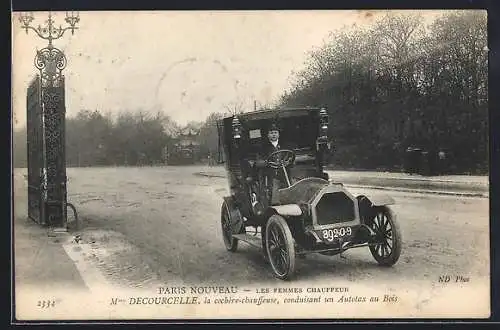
[232,117,242,140]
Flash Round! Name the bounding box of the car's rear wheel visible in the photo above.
[368,206,402,266]
[221,201,238,252]
[265,214,296,280]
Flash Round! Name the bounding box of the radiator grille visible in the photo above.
[315,192,355,225]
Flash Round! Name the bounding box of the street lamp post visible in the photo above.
[20,11,80,229]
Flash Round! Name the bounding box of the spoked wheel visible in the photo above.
[368,206,402,266]
[66,202,79,230]
[265,215,296,280]
[221,201,238,252]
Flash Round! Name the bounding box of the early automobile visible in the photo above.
[216,107,402,280]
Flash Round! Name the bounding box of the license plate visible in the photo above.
[321,227,353,242]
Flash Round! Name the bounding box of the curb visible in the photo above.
[195,172,225,179]
[342,184,489,198]
[325,172,487,184]
[195,172,488,198]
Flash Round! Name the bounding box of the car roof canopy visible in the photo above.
[219,107,324,153]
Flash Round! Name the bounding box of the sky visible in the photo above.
[12,10,445,129]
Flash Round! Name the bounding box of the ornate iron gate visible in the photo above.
[26,75,45,224]
[26,46,76,228]
[21,11,80,229]
[42,79,67,228]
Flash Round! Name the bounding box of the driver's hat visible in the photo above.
[268,122,280,132]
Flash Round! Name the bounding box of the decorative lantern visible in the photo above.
[316,108,332,166]
[316,107,329,149]
[232,117,242,140]
[319,108,329,138]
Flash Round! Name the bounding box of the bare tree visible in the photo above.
[223,100,245,115]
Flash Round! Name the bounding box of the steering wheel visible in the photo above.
[266,149,296,170]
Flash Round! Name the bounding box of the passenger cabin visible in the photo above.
[217,107,331,190]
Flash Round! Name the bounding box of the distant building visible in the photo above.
[166,127,201,165]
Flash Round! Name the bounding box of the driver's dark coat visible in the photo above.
[257,140,293,188]
[259,141,281,159]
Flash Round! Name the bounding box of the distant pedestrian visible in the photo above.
[438,150,446,174]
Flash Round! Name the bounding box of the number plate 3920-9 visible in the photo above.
[318,227,353,243]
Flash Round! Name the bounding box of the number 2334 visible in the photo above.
[322,227,352,241]
[37,300,56,308]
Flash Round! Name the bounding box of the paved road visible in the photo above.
[13,166,490,318]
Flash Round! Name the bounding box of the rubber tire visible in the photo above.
[221,201,239,252]
[368,206,402,267]
[66,202,78,230]
[265,214,296,280]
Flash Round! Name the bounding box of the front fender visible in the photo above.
[356,193,395,207]
[271,204,302,217]
[356,194,395,225]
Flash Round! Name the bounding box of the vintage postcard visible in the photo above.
[12,10,490,321]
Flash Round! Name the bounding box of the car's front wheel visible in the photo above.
[368,206,402,266]
[265,214,296,280]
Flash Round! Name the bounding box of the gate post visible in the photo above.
[19,11,80,229]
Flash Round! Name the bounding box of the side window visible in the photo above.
[249,129,261,139]
[245,129,262,159]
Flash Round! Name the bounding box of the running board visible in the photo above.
[233,234,262,249]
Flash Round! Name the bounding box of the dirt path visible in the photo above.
[52,166,489,287]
